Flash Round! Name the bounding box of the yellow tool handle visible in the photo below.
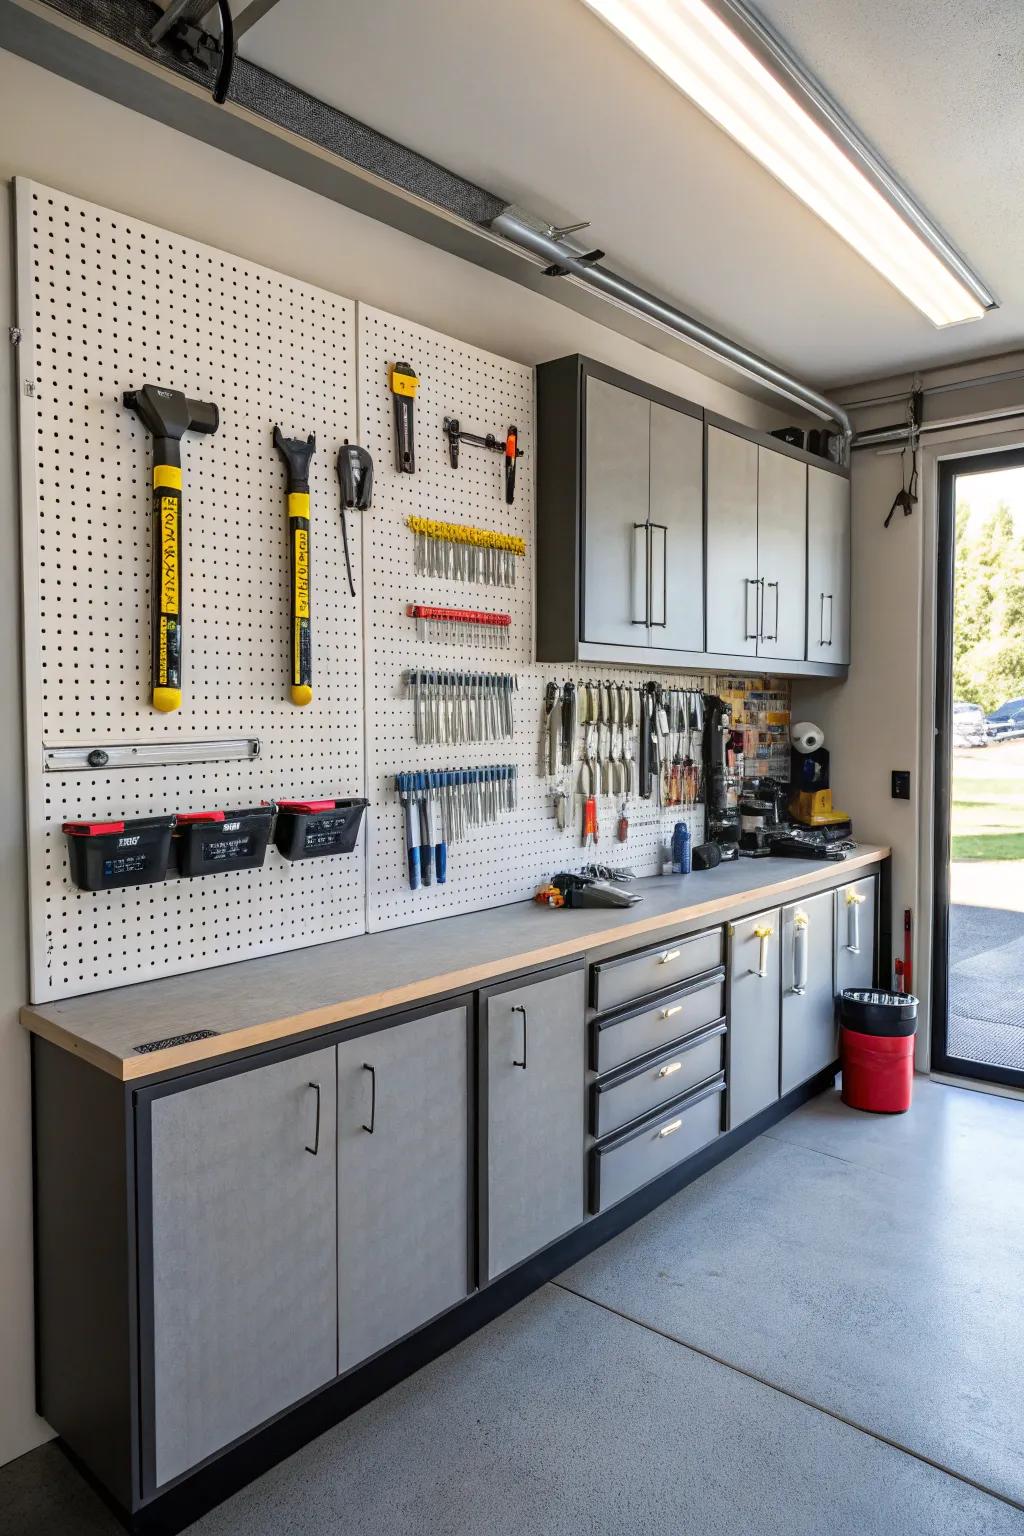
[152,464,183,712]
[289,491,312,706]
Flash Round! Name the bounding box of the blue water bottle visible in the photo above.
[672,821,692,874]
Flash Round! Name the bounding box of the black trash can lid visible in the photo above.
[839,988,918,1036]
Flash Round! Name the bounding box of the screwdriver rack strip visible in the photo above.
[395,765,518,845]
[406,605,512,647]
[407,514,524,586]
[404,672,518,745]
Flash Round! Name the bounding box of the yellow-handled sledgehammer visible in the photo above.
[123,385,219,712]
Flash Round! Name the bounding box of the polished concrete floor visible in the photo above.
[3,1078,1023,1535]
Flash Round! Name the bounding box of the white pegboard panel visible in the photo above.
[358,304,716,932]
[16,181,366,1001]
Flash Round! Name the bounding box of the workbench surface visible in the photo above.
[22,845,888,1080]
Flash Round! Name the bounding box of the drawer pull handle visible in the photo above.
[361,1064,376,1134]
[658,1118,683,1138]
[751,923,774,979]
[845,891,865,954]
[659,1004,683,1021]
[659,949,681,965]
[305,1081,321,1156]
[792,911,808,995]
[658,1060,682,1079]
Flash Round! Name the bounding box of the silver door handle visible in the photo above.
[818,592,826,646]
[305,1081,321,1155]
[825,593,834,646]
[511,1004,528,1069]
[649,523,668,627]
[765,580,779,642]
[631,524,650,626]
[659,1003,682,1020]
[750,923,774,978]
[745,577,761,641]
[845,890,865,953]
[658,1117,683,1138]
[657,1060,682,1079]
[792,911,808,995]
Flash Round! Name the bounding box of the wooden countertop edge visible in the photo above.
[21,847,889,1082]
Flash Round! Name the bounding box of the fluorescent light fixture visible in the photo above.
[580,0,990,327]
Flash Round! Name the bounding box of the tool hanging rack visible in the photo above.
[404,671,517,745]
[406,514,525,585]
[443,418,523,503]
[406,603,512,646]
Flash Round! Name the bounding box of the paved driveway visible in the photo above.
[949,903,1024,1070]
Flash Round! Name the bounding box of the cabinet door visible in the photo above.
[706,425,759,656]
[757,447,807,661]
[582,378,650,645]
[835,876,876,995]
[337,1006,470,1374]
[482,965,585,1282]
[728,909,780,1128]
[781,891,837,1094]
[649,401,704,652]
[145,1048,337,1490]
[807,466,851,664]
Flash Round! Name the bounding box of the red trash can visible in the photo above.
[839,989,918,1113]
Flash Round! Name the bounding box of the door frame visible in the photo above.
[931,444,1024,1089]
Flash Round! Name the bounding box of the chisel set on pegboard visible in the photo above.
[404,671,517,745]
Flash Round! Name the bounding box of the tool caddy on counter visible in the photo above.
[272,797,370,860]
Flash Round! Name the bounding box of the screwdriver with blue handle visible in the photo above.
[428,771,447,884]
[396,774,420,889]
[417,772,433,887]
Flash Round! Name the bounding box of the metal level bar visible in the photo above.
[44,738,260,771]
[489,209,853,446]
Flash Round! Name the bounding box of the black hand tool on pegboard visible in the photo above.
[443,418,524,503]
[336,442,374,598]
[273,426,316,707]
[389,361,418,472]
[123,385,219,713]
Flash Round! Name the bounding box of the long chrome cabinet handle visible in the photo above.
[631,523,650,626]
[511,1004,528,1069]
[305,1081,321,1155]
[751,923,774,978]
[744,577,762,641]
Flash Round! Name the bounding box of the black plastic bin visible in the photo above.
[63,814,175,892]
[273,798,369,860]
[171,806,273,877]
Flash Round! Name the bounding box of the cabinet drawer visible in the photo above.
[591,1021,726,1138]
[592,968,724,1073]
[591,926,723,1013]
[591,1075,725,1214]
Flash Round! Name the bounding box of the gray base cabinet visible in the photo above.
[781,891,837,1095]
[835,876,877,994]
[144,1049,338,1491]
[481,964,585,1281]
[337,1006,471,1373]
[728,909,781,1128]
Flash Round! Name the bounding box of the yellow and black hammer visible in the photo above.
[274,426,316,706]
[124,385,219,712]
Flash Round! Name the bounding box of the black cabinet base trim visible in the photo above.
[85,1067,837,1535]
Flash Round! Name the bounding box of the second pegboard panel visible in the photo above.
[358,303,721,931]
[17,181,367,1001]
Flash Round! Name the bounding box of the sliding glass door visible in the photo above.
[933,447,1024,1088]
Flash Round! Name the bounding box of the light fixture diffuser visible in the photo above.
[581,0,989,327]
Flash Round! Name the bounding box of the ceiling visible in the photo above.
[240,0,1024,389]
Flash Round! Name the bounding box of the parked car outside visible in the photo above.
[986,698,1024,740]
[952,701,990,748]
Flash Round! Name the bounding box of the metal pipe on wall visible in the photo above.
[489,208,855,452]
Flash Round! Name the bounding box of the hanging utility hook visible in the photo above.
[884,387,923,528]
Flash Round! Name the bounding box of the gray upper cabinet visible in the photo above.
[582,377,650,646]
[756,447,807,662]
[780,890,837,1095]
[481,964,585,1282]
[649,401,705,651]
[728,908,781,1129]
[337,1005,471,1374]
[144,1048,338,1491]
[807,464,851,664]
[706,424,759,656]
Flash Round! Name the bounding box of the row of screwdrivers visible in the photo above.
[405,671,517,744]
[394,765,518,888]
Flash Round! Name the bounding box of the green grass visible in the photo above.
[952,758,1024,861]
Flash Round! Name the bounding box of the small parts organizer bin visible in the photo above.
[63,816,176,892]
[171,807,274,877]
[272,798,369,860]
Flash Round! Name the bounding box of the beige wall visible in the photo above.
[0,45,794,1467]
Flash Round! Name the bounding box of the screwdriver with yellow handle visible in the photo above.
[123,386,219,712]
[273,427,316,706]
